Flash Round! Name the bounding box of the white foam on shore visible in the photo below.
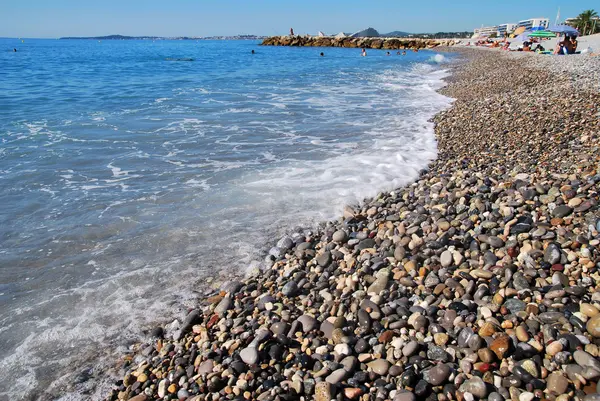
[238,64,452,224]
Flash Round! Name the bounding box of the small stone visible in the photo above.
[240,347,259,365]
[426,364,451,385]
[315,381,334,401]
[441,250,453,267]
[282,281,299,297]
[587,315,600,338]
[333,230,348,243]
[367,359,390,375]
[553,205,573,218]
[546,372,569,395]
[434,333,449,346]
[490,336,511,359]
[459,376,488,398]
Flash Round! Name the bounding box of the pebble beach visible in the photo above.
[103,49,600,401]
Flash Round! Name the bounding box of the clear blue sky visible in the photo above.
[1,0,596,38]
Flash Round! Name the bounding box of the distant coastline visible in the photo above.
[59,34,266,40]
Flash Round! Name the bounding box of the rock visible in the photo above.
[574,350,600,371]
[326,368,348,384]
[240,347,259,365]
[425,364,451,385]
[316,251,332,267]
[367,359,390,375]
[297,315,317,333]
[394,392,417,401]
[441,250,453,267]
[546,372,568,395]
[403,340,419,357]
[315,381,334,401]
[490,336,511,359]
[504,298,527,314]
[544,243,561,264]
[282,281,299,297]
[553,205,573,218]
[587,315,600,338]
[129,395,147,401]
[459,376,488,398]
[332,230,348,243]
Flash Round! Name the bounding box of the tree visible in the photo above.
[572,9,599,36]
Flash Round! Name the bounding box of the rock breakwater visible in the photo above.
[261,36,456,50]
[103,50,600,401]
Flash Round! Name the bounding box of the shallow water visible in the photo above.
[0,39,452,400]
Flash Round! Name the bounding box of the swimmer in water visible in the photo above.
[402,51,406,55]
[320,52,324,56]
[251,49,255,54]
[361,48,367,57]
[386,51,391,56]
[13,48,17,52]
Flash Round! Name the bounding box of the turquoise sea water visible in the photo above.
[0,39,452,400]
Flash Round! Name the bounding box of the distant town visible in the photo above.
[472,10,599,38]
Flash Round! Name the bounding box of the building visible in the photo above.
[498,23,517,37]
[473,26,499,38]
[517,18,549,30]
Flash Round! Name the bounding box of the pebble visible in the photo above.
[103,49,600,401]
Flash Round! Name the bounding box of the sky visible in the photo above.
[1,0,597,38]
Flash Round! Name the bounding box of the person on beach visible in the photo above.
[569,36,578,54]
[290,28,294,36]
[361,48,367,57]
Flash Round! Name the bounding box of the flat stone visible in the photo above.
[553,205,573,218]
[333,230,348,243]
[367,359,390,375]
[326,368,348,384]
[574,350,600,371]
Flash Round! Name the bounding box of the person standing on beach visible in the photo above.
[290,28,294,36]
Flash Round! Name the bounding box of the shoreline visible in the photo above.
[102,49,600,401]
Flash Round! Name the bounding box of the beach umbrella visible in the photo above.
[528,31,556,38]
[513,26,527,35]
[515,31,532,41]
[547,25,579,36]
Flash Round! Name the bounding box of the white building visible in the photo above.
[498,23,517,37]
[517,18,549,30]
[473,26,499,38]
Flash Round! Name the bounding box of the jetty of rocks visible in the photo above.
[103,49,600,401]
[261,36,457,50]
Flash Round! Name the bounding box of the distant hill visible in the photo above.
[381,31,411,38]
[60,35,160,40]
[60,34,265,40]
[351,28,380,38]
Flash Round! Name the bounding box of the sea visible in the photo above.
[0,38,453,400]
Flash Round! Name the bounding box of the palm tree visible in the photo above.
[572,9,599,36]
